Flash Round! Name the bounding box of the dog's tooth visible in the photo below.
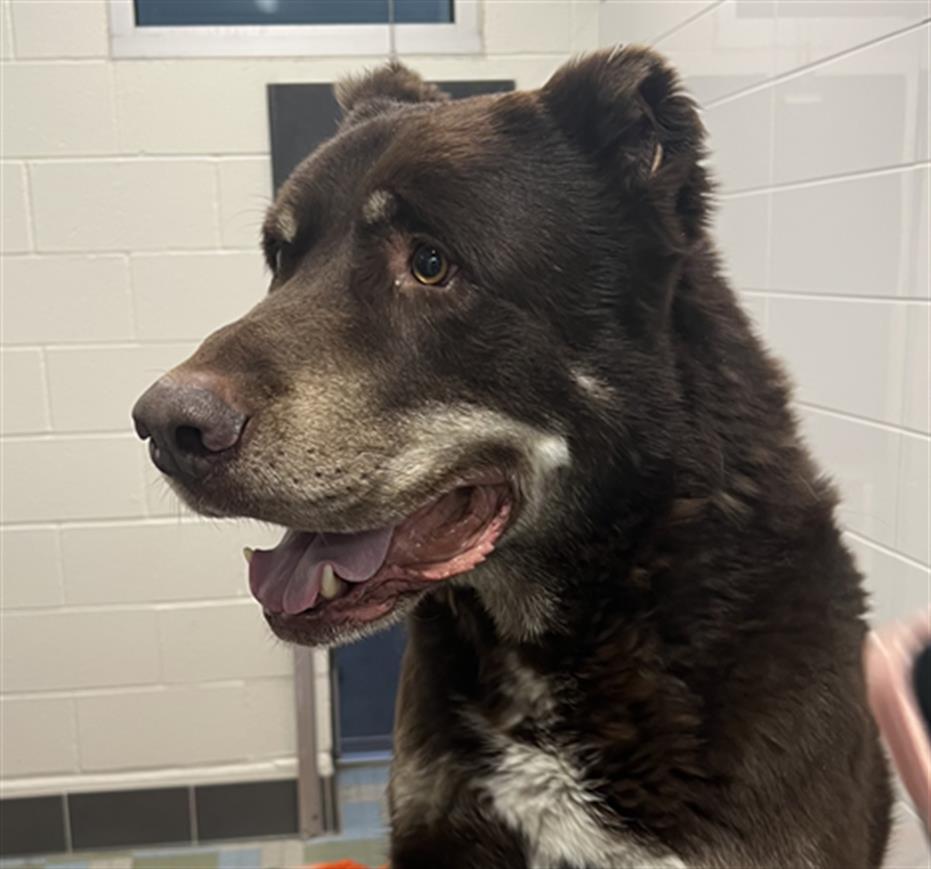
[243,547,254,564]
[319,564,346,600]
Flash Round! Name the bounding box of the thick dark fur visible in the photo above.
[366,51,891,867]
[138,47,892,867]
[388,53,890,866]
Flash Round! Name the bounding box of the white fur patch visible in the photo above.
[276,207,298,243]
[362,189,394,224]
[532,432,571,474]
[499,651,556,728]
[571,367,615,403]
[387,405,570,524]
[651,142,664,176]
[473,660,687,868]
[485,740,687,869]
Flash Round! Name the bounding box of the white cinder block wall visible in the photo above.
[0,0,601,798]
[598,0,929,852]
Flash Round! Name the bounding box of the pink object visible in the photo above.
[864,614,931,832]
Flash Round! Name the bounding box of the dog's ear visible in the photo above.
[541,46,704,188]
[336,61,449,118]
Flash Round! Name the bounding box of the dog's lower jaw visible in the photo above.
[451,555,562,643]
[264,588,423,648]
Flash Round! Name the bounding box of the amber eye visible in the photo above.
[410,244,450,286]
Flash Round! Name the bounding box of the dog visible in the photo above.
[133,47,892,868]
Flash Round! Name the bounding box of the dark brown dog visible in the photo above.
[133,47,892,868]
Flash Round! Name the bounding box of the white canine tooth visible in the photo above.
[243,547,254,564]
[320,564,345,600]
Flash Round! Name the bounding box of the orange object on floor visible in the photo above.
[305,862,389,869]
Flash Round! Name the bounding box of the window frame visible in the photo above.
[109,0,481,58]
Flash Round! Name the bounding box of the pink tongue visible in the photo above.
[248,527,394,615]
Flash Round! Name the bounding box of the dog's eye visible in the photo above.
[410,244,451,286]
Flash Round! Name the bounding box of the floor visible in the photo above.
[0,836,388,869]
[1,796,925,868]
[0,820,927,869]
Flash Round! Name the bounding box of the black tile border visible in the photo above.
[0,794,67,858]
[195,779,298,842]
[69,786,191,852]
[0,778,298,858]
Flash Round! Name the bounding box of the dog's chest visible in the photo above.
[472,654,687,869]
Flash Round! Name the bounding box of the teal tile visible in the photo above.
[132,852,217,869]
[217,849,261,869]
[302,837,387,867]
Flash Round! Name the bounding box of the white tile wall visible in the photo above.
[10,0,109,60]
[846,533,929,627]
[702,88,773,193]
[903,302,931,431]
[0,347,49,434]
[157,601,292,684]
[44,343,197,431]
[767,297,912,425]
[2,62,117,157]
[1,254,134,344]
[131,252,266,341]
[0,0,598,796]
[771,27,928,185]
[59,519,273,606]
[599,0,716,47]
[484,1,573,54]
[773,1,929,76]
[0,527,64,609]
[767,168,928,298]
[216,159,273,250]
[800,408,902,549]
[1,436,149,522]
[113,61,273,156]
[30,159,220,252]
[75,679,295,772]
[1,0,13,60]
[897,433,931,564]
[657,0,776,105]
[603,2,931,849]
[1,162,32,253]
[713,194,769,289]
[0,608,161,692]
[0,697,79,777]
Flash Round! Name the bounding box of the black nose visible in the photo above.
[132,374,247,479]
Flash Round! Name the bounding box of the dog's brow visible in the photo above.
[275,207,299,243]
[362,189,396,225]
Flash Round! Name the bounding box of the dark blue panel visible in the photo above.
[135,0,453,27]
[333,623,407,754]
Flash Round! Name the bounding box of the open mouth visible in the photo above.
[246,481,513,644]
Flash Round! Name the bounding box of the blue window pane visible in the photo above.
[134,0,454,27]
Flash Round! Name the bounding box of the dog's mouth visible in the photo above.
[248,481,512,645]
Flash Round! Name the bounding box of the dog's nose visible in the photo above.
[132,373,247,479]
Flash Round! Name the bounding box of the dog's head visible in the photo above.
[132,48,707,646]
